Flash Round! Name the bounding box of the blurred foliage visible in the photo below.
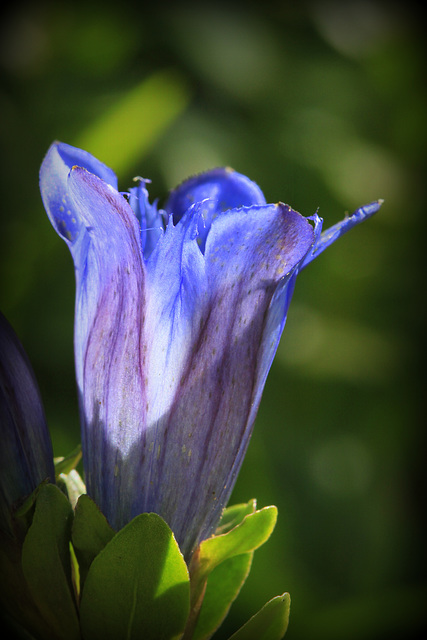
[0,0,425,638]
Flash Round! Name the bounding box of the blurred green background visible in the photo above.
[0,1,425,638]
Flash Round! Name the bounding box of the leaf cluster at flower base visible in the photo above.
[0,480,289,640]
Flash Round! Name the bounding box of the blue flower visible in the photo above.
[40,141,381,558]
[0,312,55,536]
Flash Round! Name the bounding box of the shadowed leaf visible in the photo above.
[193,552,253,640]
[71,494,115,592]
[21,484,80,640]
[229,593,291,640]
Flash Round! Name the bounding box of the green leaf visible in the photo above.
[71,494,115,593]
[13,479,48,539]
[79,512,190,640]
[215,499,257,535]
[192,506,277,585]
[0,530,55,640]
[191,500,260,640]
[185,505,278,639]
[228,593,291,640]
[193,553,253,640]
[69,541,80,601]
[21,483,80,640]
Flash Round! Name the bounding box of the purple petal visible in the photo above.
[0,312,55,535]
[40,142,118,244]
[128,182,166,258]
[165,168,266,251]
[301,200,383,269]
[65,167,148,528]
[143,203,314,556]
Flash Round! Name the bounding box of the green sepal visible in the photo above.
[21,483,80,640]
[71,493,115,593]
[193,552,253,640]
[185,504,278,639]
[79,512,190,640]
[54,444,82,478]
[228,593,291,640]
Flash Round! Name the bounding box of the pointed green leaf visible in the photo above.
[228,593,291,640]
[71,494,115,592]
[79,512,190,640]
[185,506,278,639]
[69,541,81,600]
[215,499,257,536]
[21,483,80,640]
[192,506,277,584]
[193,552,253,640]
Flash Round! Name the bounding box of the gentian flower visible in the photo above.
[0,312,55,536]
[40,142,381,558]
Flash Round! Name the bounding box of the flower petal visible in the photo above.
[40,142,118,244]
[143,203,314,557]
[301,200,383,269]
[128,182,166,258]
[165,168,266,251]
[0,312,55,535]
[65,167,148,528]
